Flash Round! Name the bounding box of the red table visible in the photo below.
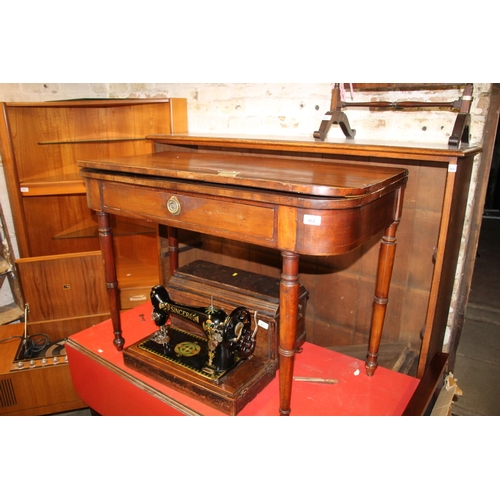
[66,303,419,416]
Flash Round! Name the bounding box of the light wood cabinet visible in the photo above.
[0,99,188,337]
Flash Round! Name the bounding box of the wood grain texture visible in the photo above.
[149,133,481,161]
[16,251,108,322]
[78,150,408,197]
[0,98,188,341]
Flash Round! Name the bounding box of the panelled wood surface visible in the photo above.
[15,251,109,322]
[0,99,189,414]
[417,156,474,376]
[0,99,187,337]
[0,363,87,416]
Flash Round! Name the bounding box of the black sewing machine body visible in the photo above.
[143,284,258,380]
[121,263,294,415]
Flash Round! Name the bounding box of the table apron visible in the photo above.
[85,178,401,255]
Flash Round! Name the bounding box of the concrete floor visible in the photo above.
[452,216,500,416]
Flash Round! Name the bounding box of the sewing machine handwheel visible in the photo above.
[239,334,256,358]
[228,307,251,335]
[228,307,256,358]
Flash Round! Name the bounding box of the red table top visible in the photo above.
[66,303,418,416]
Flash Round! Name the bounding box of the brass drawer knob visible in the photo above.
[167,196,181,215]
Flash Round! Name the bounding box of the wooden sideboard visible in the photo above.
[146,135,481,381]
[78,133,480,414]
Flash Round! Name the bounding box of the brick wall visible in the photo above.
[0,83,491,141]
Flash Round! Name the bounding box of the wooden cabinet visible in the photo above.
[148,135,481,378]
[0,99,188,338]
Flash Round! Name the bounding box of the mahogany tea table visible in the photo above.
[79,144,408,415]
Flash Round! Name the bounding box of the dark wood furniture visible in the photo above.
[166,259,308,360]
[122,259,309,414]
[79,142,408,415]
[314,83,473,148]
[77,131,481,414]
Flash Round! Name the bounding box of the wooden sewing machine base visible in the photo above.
[123,332,277,415]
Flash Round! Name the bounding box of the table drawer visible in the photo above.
[101,182,276,243]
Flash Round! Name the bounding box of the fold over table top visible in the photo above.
[78,151,408,198]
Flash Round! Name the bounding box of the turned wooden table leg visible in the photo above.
[366,187,405,376]
[97,212,123,351]
[279,251,300,415]
[167,226,179,276]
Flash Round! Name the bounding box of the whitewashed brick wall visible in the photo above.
[0,83,490,141]
[0,83,493,307]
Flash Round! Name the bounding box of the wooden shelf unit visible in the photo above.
[0,98,188,337]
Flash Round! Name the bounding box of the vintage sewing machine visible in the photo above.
[123,282,279,414]
[147,284,258,380]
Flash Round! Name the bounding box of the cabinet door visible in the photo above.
[16,251,109,337]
